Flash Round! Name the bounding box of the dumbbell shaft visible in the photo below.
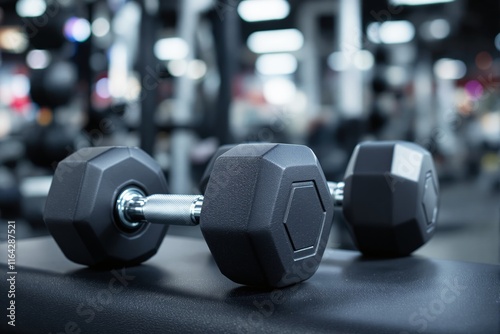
[117,182,343,229]
[328,182,344,207]
[116,188,203,228]
[118,182,345,229]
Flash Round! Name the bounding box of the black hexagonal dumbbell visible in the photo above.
[44,144,333,288]
[202,141,439,257]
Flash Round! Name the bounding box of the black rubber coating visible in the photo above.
[199,144,236,194]
[200,143,334,288]
[43,147,169,267]
[343,141,439,256]
[204,141,438,258]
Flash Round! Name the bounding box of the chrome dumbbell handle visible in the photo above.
[328,181,345,207]
[116,187,203,229]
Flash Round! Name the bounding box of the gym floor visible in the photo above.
[415,180,500,265]
[3,178,499,266]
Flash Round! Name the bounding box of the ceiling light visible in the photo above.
[379,20,415,44]
[0,28,28,53]
[328,52,350,72]
[64,18,91,43]
[154,37,189,61]
[247,29,304,54]
[92,18,110,38]
[263,78,296,105]
[434,58,466,80]
[353,50,374,71]
[256,53,298,75]
[429,19,450,39]
[328,51,374,71]
[26,49,51,69]
[16,0,46,18]
[238,0,290,22]
[390,0,455,5]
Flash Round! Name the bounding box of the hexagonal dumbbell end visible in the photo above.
[44,147,169,267]
[199,144,235,194]
[342,141,439,256]
[200,143,334,287]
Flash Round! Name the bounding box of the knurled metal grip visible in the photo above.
[116,187,203,228]
[141,194,203,226]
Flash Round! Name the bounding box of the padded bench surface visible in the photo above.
[1,235,498,333]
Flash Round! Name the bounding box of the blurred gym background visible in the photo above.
[0,0,498,264]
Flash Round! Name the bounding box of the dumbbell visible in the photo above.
[201,141,439,256]
[30,60,78,109]
[44,144,334,288]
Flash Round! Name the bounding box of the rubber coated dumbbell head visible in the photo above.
[44,147,169,266]
[199,144,234,194]
[343,141,438,256]
[201,144,334,287]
